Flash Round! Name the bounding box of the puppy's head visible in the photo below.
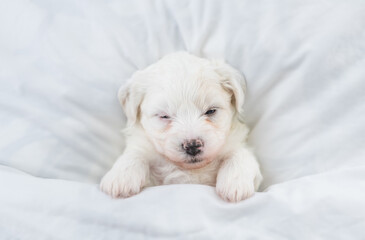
[119,52,246,169]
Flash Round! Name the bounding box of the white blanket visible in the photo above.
[1,0,365,239]
[1,165,364,239]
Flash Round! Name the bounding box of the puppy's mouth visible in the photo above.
[163,153,212,170]
[187,158,203,164]
[169,157,212,170]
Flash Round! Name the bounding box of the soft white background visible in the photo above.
[0,0,364,239]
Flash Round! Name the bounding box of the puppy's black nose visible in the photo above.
[182,139,203,156]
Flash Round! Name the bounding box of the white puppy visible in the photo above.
[100,52,262,202]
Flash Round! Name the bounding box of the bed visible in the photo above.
[1,0,365,239]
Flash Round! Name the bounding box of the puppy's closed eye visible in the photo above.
[157,113,172,123]
[159,115,170,119]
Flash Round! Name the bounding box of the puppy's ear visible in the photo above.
[212,60,247,121]
[118,73,144,127]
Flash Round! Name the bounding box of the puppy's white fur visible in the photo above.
[100,52,262,202]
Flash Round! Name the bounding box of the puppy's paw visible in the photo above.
[100,168,146,198]
[216,175,255,202]
[216,169,262,202]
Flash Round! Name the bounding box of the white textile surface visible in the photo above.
[1,165,364,239]
[0,0,365,239]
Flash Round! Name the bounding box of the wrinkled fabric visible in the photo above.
[0,165,364,239]
[0,0,364,239]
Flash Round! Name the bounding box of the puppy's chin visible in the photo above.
[167,157,213,170]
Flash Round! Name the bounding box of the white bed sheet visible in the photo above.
[1,0,365,239]
[1,165,364,239]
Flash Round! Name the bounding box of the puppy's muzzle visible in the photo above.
[182,139,204,156]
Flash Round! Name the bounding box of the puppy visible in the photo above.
[100,52,262,202]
